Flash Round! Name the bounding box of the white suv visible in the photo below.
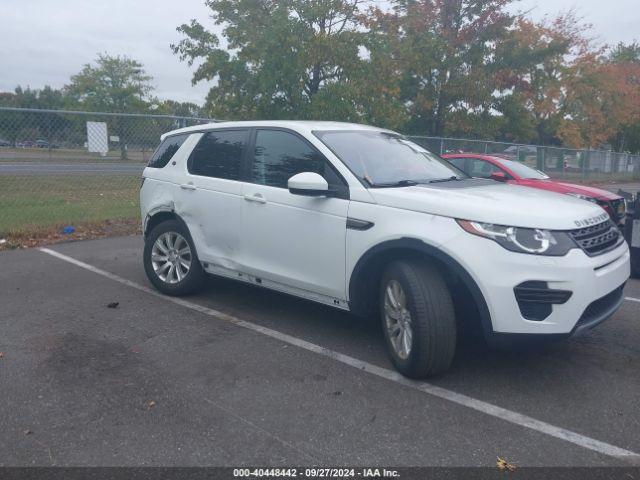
[140,121,630,377]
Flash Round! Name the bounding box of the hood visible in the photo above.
[517,179,620,201]
[369,179,608,230]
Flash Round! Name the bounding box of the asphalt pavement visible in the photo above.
[1,236,639,467]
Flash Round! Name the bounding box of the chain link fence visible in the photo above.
[1,107,639,238]
[408,136,640,182]
[0,107,213,238]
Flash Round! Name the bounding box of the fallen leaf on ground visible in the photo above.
[107,302,119,309]
[0,352,4,358]
[146,400,156,409]
[497,457,516,472]
[24,429,33,435]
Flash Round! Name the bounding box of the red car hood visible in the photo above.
[514,179,620,201]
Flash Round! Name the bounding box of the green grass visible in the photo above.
[0,175,140,235]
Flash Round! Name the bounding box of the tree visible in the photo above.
[158,100,204,119]
[67,54,155,158]
[556,40,640,150]
[492,13,594,145]
[366,0,516,137]
[0,86,71,146]
[609,41,640,64]
[607,41,640,153]
[172,0,367,120]
[67,54,154,112]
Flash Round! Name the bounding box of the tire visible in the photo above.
[143,219,205,296]
[379,259,457,378]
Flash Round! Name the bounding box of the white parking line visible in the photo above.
[625,296,640,304]
[39,247,640,463]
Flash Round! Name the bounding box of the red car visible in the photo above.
[442,153,627,226]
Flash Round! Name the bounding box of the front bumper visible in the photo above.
[445,234,631,335]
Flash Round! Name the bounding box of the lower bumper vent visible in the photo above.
[514,281,573,321]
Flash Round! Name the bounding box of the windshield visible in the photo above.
[495,158,549,180]
[314,130,468,187]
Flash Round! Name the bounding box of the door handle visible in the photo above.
[180,183,196,191]
[244,193,267,204]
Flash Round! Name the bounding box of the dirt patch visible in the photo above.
[0,218,141,251]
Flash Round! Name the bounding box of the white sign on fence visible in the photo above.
[86,121,108,155]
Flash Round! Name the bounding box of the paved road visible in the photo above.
[1,235,639,467]
[0,162,145,175]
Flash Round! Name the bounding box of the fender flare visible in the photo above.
[348,237,493,336]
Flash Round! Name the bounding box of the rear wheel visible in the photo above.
[143,220,205,296]
[380,260,456,378]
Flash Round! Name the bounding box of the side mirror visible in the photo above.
[288,172,330,197]
[490,171,508,182]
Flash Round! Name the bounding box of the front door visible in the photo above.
[240,129,349,301]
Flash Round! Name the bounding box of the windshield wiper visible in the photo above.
[428,176,460,184]
[369,179,420,188]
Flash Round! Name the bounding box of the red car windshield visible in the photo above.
[494,158,549,180]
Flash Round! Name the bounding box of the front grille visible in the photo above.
[575,285,625,328]
[568,220,623,257]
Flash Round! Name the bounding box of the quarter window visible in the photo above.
[251,130,341,189]
[148,133,190,168]
[188,130,248,180]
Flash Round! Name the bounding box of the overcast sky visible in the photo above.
[1,0,638,106]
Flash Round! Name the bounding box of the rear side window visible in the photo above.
[188,130,248,180]
[448,157,467,172]
[148,133,190,168]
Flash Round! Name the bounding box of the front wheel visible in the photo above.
[380,260,457,378]
[143,219,205,296]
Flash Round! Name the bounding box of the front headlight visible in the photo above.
[457,220,576,256]
[566,193,598,203]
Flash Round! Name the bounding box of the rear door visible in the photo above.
[180,128,250,270]
[239,128,350,301]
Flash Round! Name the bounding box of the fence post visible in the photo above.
[47,114,53,161]
[536,148,543,171]
[439,138,444,156]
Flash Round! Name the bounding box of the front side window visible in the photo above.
[188,130,248,180]
[467,159,503,179]
[315,130,467,187]
[251,130,342,189]
[148,133,190,168]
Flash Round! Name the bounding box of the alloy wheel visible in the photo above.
[151,232,192,284]
[383,279,413,360]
